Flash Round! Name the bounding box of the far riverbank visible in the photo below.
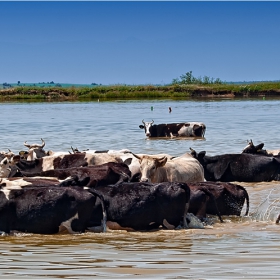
[1,82,280,101]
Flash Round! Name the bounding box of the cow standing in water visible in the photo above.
[190,148,280,182]
[139,120,206,138]
[89,181,191,231]
[131,152,204,184]
[0,186,106,234]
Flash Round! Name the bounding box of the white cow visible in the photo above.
[132,152,204,183]
[111,151,175,180]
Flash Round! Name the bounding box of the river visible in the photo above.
[0,97,280,279]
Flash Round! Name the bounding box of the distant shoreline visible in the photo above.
[1,83,280,101]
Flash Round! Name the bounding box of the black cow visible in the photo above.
[0,186,106,234]
[242,139,280,156]
[139,120,206,138]
[0,176,90,189]
[10,162,132,188]
[88,181,190,231]
[190,148,280,182]
[189,181,249,218]
[188,184,223,222]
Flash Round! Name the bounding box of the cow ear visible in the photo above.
[210,159,230,181]
[139,125,144,129]
[256,143,264,151]
[156,156,167,167]
[198,151,206,159]
[123,158,132,166]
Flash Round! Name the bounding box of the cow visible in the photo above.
[9,153,88,175]
[0,175,90,189]
[10,162,132,188]
[242,139,280,156]
[88,181,191,231]
[188,181,249,219]
[188,184,223,223]
[69,147,131,155]
[0,186,106,234]
[8,151,125,176]
[131,152,204,183]
[139,120,206,138]
[23,138,48,160]
[0,157,11,178]
[0,149,15,161]
[64,149,176,182]
[190,148,280,182]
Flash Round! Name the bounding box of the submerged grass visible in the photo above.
[1,82,280,101]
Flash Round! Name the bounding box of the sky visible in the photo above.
[1,1,280,85]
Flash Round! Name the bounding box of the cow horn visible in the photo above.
[157,156,166,161]
[24,141,31,148]
[128,152,142,160]
[151,120,154,124]
[70,146,75,153]
[24,138,45,149]
[247,139,253,145]
[142,119,145,125]
[40,138,45,148]
[189,147,197,157]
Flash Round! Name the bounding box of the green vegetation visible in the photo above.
[1,82,280,101]
[1,72,280,101]
[171,71,224,85]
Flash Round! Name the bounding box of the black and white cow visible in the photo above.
[190,148,280,182]
[8,150,126,177]
[139,120,206,138]
[0,186,106,234]
[0,157,11,178]
[88,181,191,231]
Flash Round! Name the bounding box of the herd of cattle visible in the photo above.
[0,129,280,235]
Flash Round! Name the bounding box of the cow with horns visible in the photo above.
[139,120,206,138]
[21,138,48,160]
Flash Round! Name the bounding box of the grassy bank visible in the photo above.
[1,82,280,101]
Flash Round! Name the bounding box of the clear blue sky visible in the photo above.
[1,1,280,85]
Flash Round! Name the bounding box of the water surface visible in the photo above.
[1,98,280,279]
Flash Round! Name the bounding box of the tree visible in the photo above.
[171,71,224,85]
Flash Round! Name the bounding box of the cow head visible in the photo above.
[0,149,15,160]
[23,138,47,160]
[132,153,167,182]
[139,120,154,137]
[19,150,29,160]
[242,139,266,155]
[0,157,12,178]
[189,148,206,162]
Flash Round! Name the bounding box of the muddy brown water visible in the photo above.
[1,98,280,279]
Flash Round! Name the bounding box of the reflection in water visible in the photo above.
[1,99,280,278]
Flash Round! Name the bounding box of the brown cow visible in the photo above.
[188,181,249,218]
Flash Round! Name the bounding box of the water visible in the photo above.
[1,98,280,279]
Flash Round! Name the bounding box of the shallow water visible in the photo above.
[1,98,280,279]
